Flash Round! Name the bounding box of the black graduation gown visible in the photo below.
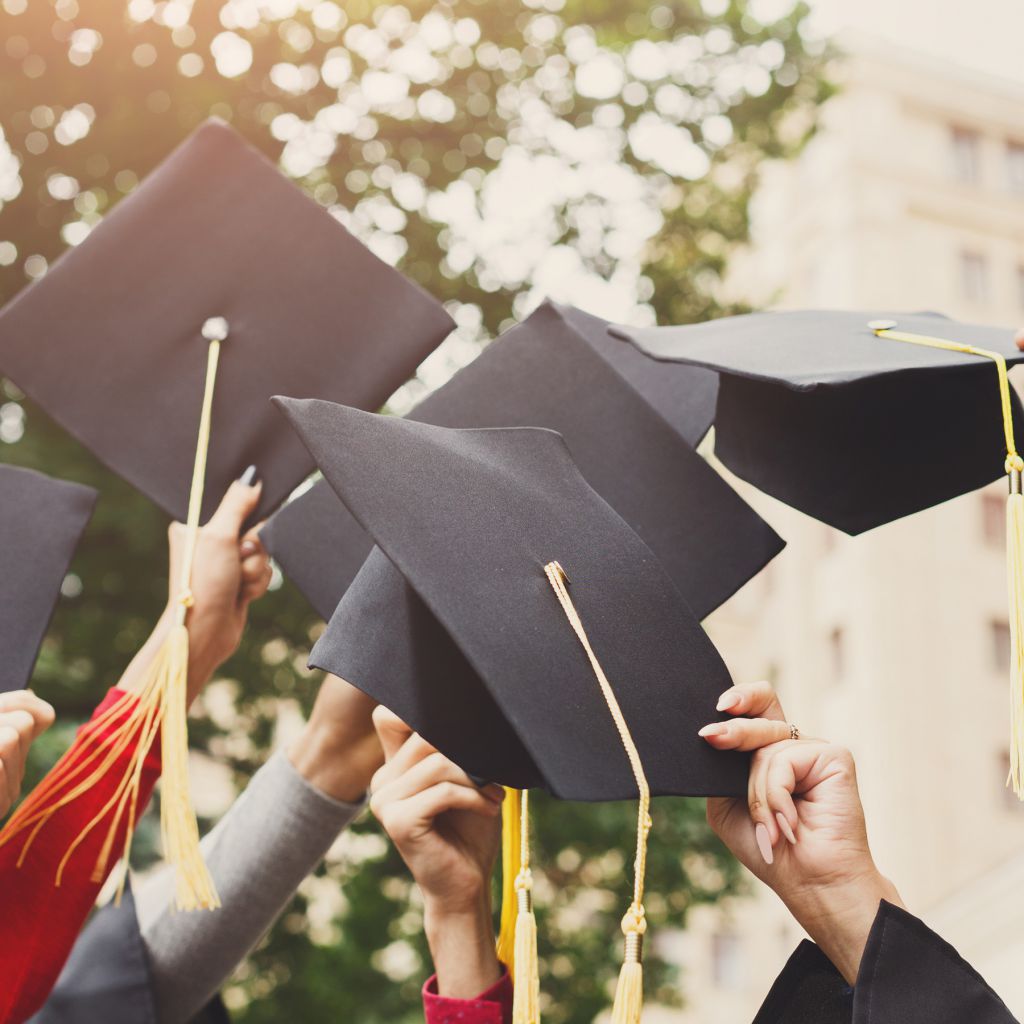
[753,900,1019,1024]
[31,881,228,1024]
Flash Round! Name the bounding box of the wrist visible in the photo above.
[424,894,501,999]
[288,719,382,804]
[785,867,903,985]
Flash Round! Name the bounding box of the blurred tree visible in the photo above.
[0,0,829,1020]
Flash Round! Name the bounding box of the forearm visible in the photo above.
[785,869,904,985]
[424,895,502,999]
[136,748,364,1024]
[287,675,381,803]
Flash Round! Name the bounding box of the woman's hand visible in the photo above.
[0,690,55,818]
[170,471,271,695]
[370,707,503,998]
[121,471,272,704]
[703,682,903,984]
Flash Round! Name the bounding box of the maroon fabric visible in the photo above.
[0,689,161,1024]
[422,967,512,1024]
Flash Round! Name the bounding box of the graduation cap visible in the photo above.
[0,119,453,910]
[274,397,748,1023]
[611,310,1024,793]
[0,465,96,693]
[262,300,779,623]
[0,118,453,524]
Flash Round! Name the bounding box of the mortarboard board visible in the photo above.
[262,300,780,623]
[0,120,452,910]
[610,310,1022,534]
[0,118,453,525]
[274,397,748,1022]
[273,398,748,798]
[611,310,1024,796]
[555,302,718,447]
[0,465,96,693]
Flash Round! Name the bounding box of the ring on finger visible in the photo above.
[789,723,800,741]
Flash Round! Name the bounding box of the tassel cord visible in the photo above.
[0,335,224,909]
[543,562,651,1024]
[874,327,1024,797]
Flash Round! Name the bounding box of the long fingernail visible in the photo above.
[698,722,727,738]
[239,465,259,487]
[716,691,740,712]
[776,812,797,845]
[755,822,774,865]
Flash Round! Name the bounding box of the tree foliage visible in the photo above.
[0,1,828,1019]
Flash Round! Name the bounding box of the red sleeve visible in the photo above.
[0,688,162,1024]
[423,967,513,1024]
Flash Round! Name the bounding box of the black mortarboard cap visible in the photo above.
[0,119,453,523]
[262,300,780,622]
[275,397,748,801]
[611,310,1023,534]
[0,465,96,693]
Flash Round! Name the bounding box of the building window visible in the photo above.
[711,931,746,992]
[991,620,1011,674]
[959,250,989,303]
[1008,142,1024,195]
[829,626,844,680]
[951,127,981,184]
[982,491,1005,547]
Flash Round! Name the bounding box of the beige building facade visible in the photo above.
[673,36,1024,1021]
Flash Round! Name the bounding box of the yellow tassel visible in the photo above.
[511,870,540,1024]
[871,326,1024,798]
[610,910,646,1024]
[1007,477,1024,796]
[510,788,541,1024]
[543,562,652,1024]
[496,787,522,976]
[0,327,226,908]
[158,620,220,910]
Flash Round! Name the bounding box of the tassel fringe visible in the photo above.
[497,787,522,976]
[511,872,540,1024]
[1007,486,1024,797]
[610,910,646,1024]
[0,617,219,910]
[159,621,219,910]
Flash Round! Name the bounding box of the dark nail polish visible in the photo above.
[239,465,259,487]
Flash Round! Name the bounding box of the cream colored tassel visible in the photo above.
[1007,472,1024,796]
[0,326,225,909]
[610,911,645,1024]
[511,869,540,1024]
[159,617,219,909]
[543,561,652,1024]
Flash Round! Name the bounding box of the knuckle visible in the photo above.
[9,710,33,736]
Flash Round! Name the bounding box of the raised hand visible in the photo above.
[370,707,504,997]
[702,682,903,983]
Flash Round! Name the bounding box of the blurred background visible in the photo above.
[1,0,1022,1020]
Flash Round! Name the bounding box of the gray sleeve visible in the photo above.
[135,749,365,1024]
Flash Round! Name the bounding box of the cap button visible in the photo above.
[201,316,230,342]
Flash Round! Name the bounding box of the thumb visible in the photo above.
[373,705,414,762]
[206,467,262,537]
